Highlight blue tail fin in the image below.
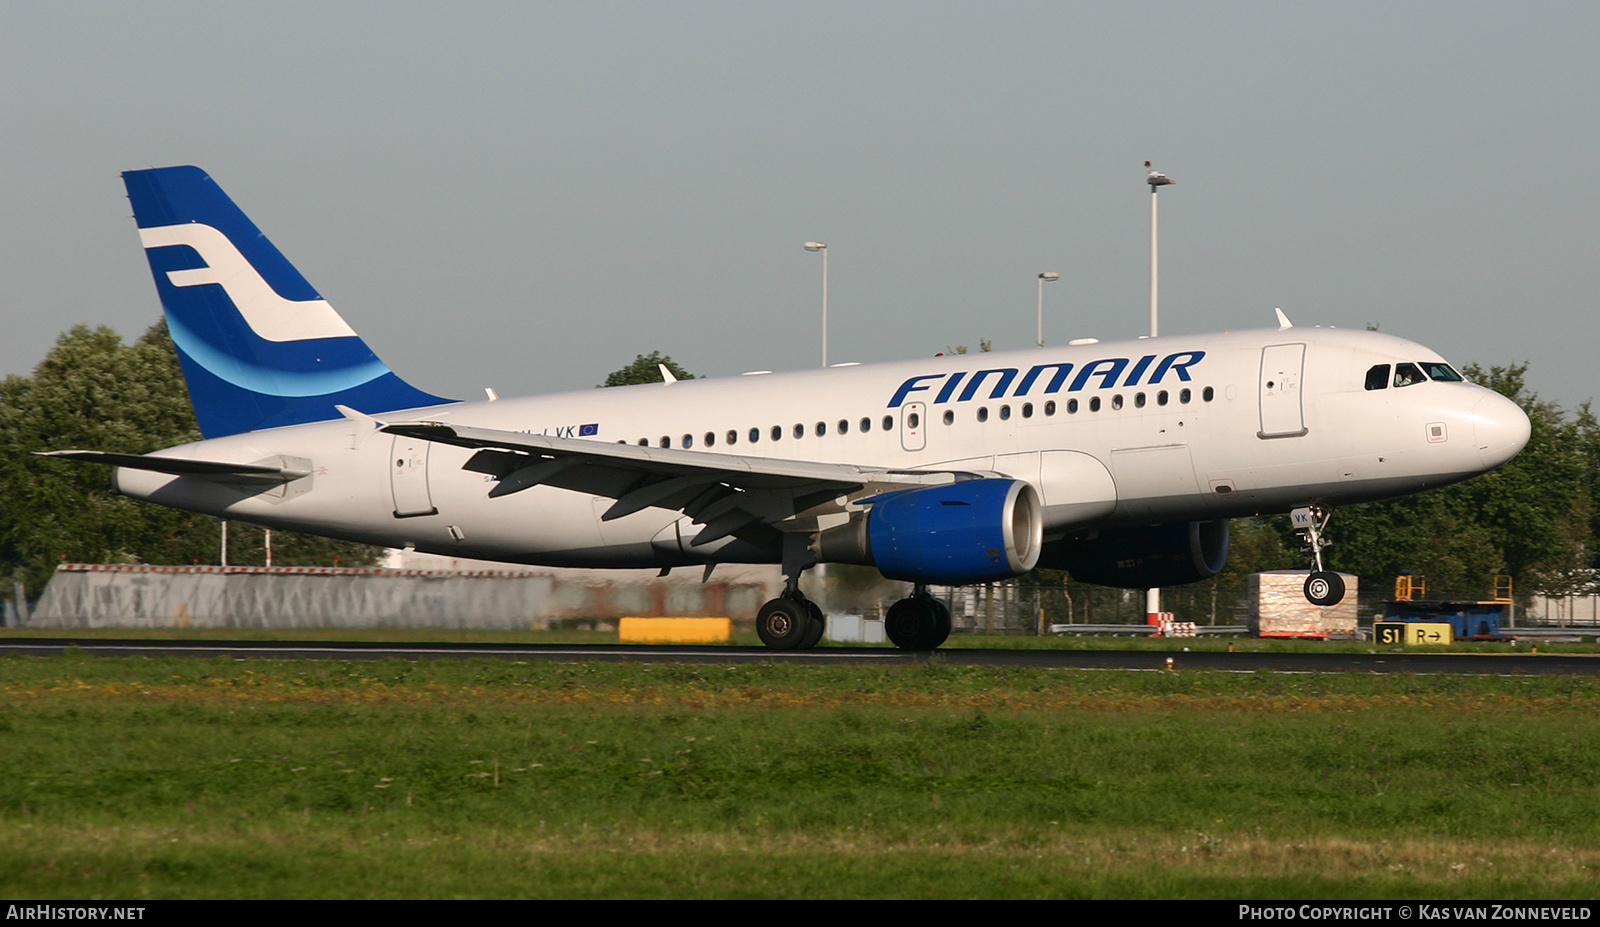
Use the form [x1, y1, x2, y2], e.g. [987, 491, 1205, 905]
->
[122, 166, 453, 438]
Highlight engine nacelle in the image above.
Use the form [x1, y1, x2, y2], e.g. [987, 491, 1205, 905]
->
[817, 479, 1043, 585]
[1038, 519, 1230, 588]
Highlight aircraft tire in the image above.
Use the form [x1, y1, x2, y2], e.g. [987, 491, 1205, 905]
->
[757, 597, 812, 650]
[798, 600, 827, 650]
[928, 597, 952, 649]
[1304, 571, 1345, 607]
[885, 594, 950, 651]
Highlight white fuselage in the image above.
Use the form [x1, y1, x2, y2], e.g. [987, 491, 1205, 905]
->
[113, 326, 1530, 571]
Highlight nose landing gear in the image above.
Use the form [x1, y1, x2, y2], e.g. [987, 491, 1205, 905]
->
[1293, 505, 1346, 606]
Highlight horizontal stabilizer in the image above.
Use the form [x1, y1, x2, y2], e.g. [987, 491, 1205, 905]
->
[38, 450, 311, 481]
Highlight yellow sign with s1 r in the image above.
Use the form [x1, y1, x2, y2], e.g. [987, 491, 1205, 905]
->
[1374, 622, 1454, 646]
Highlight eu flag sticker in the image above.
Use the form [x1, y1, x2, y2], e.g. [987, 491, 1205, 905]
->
[578, 423, 599, 437]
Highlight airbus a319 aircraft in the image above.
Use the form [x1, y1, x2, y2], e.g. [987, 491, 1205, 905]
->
[46, 166, 1532, 650]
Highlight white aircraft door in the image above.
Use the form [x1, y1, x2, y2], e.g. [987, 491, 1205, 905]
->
[1259, 343, 1308, 438]
[900, 402, 926, 452]
[390, 435, 437, 517]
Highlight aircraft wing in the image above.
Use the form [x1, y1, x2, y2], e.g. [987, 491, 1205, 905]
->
[380, 422, 973, 546]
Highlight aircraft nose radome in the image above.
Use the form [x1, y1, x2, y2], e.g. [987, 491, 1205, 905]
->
[1472, 391, 1531, 470]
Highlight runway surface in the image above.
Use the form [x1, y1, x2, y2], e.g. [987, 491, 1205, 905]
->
[4, 637, 1598, 675]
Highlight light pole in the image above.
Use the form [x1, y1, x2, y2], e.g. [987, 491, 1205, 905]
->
[1036, 272, 1059, 347]
[1146, 161, 1173, 339]
[805, 242, 828, 367]
[1145, 161, 1174, 625]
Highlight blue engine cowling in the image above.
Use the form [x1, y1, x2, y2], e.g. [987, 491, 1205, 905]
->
[838, 479, 1043, 585]
[1038, 520, 1230, 588]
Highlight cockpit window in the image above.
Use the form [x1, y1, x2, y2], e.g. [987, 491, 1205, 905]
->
[1365, 364, 1390, 390]
[1393, 363, 1426, 388]
[1420, 362, 1463, 382]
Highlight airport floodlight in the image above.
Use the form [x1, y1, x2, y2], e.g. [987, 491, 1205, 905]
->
[1037, 272, 1060, 347]
[1143, 160, 1175, 620]
[806, 242, 828, 365]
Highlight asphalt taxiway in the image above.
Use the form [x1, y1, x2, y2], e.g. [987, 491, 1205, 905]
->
[3, 638, 1597, 675]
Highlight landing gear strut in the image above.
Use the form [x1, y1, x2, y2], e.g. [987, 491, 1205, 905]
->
[1292, 505, 1345, 607]
[754, 534, 827, 651]
[885, 585, 952, 651]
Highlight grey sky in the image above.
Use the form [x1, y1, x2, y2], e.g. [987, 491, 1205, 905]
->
[4, 2, 1595, 412]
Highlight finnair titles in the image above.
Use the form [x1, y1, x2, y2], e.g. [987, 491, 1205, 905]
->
[887, 352, 1205, 408]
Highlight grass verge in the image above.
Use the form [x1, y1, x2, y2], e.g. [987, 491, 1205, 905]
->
[4, 656, 1599, 898]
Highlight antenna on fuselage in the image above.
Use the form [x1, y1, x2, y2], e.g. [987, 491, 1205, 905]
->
[1274, 307, 1294, 330]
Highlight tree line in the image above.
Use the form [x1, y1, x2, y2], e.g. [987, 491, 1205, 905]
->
[0, 322, 381, 598]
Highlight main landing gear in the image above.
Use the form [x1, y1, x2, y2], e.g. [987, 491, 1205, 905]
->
[755, 584, 953, 651]
[753, 536, 954, 651]
[755, 589, 826, 651]
[754, 534, 827, 651]
[1293, 505, 1346, 607]
[884, 585, 952, 651]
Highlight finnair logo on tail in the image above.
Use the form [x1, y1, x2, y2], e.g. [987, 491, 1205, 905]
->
[139, 224, 358, 343]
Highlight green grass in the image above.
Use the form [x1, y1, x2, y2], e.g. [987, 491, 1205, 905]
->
[4, 656, 1600, 898]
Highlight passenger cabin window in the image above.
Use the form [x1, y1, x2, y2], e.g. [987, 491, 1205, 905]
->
[1394, 363, 1425, 388]
[1365, 365, 1390, 390]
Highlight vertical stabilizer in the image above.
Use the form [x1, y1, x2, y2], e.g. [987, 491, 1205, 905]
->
[122, 166, 453, 437]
